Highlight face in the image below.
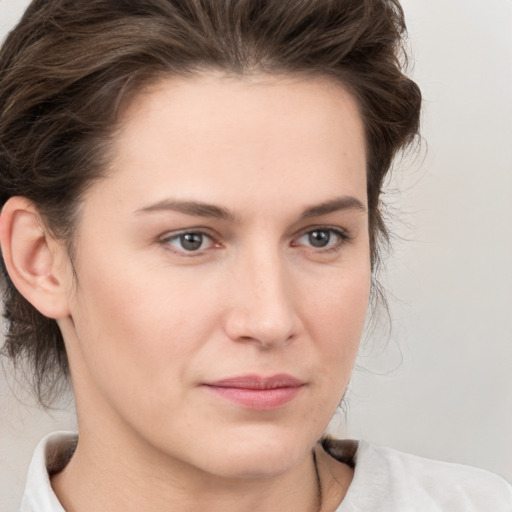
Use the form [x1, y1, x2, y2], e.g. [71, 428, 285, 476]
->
[58, 73, 370, 479]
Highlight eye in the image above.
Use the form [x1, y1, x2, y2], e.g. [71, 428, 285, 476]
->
[294, 228, 348, 250]
[162, 231, 216, 253]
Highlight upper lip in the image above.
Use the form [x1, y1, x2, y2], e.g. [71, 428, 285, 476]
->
[205, 374, 304, 389]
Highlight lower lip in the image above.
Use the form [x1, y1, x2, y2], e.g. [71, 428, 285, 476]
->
[204, 385, 303, 410]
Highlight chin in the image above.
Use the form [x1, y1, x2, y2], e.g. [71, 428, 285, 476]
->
[182, 424, 317, 479]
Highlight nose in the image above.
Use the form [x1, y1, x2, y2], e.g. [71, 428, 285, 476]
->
[223, 248, 299, 349]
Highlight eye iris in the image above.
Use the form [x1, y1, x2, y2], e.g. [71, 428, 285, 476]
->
[308, 230, 330, 247]
[180, 233, 203, 251]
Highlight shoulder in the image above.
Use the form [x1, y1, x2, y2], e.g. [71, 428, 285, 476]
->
[322, 438, 512, 512]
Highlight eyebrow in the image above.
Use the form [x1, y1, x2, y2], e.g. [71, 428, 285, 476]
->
[136, 195, 366, 221]
[136, 199, 236, 221]
[300, 196, 367, 218]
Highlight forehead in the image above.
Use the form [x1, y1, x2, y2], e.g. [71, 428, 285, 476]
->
[118, 72, 365, 147]
[97, 73, 367, 215]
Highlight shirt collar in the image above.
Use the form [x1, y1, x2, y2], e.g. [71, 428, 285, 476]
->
[19, 431, 77, 512]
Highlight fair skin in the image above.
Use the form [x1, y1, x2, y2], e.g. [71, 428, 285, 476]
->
[1, 74, 370, 511]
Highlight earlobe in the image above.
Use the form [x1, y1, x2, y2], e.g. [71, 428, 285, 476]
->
[0, 197, 71, 319]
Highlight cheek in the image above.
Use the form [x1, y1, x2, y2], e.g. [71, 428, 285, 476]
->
[304, 258, 370, 328]
[67, 252, 222, 403]
[301, 265, 370, 381]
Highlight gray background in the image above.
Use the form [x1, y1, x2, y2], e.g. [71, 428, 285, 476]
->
[1, 0, 511, 508]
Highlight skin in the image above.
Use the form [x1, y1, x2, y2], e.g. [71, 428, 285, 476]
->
[2, 74, 371, 511]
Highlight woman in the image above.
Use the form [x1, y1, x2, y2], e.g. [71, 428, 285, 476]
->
[0, 0, 510, 511]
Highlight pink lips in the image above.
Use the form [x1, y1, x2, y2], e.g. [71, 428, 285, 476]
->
[203, 374, 305, 410]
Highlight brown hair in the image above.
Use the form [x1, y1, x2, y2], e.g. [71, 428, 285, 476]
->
[0, 0, 421, 405]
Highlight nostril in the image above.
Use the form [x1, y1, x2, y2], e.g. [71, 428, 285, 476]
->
[258, 332, 295, 349]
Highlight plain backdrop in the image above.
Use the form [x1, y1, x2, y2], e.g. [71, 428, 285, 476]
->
[1, 0, 511, 508]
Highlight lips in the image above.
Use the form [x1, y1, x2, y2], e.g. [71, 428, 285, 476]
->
[203, 374, 305, 410]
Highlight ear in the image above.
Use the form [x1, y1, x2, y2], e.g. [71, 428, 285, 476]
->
[0, 197, 71, 319]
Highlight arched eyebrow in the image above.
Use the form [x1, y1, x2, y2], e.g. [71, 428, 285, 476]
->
[135, 196, 366, 221]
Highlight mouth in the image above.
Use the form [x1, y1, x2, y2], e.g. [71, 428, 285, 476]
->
[202, 374, 305, 410]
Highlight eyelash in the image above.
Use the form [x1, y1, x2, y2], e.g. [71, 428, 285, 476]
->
[159, 226, 350, 256]
[292, 226, 350, 253]
[159, 230, 220, 256]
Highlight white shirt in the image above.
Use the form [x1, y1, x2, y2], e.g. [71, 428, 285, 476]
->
[19, 431, 512, 511]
